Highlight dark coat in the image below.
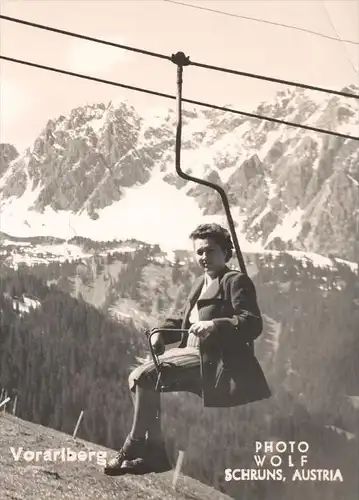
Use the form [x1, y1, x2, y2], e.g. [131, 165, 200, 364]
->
[160, 266, 271, 408]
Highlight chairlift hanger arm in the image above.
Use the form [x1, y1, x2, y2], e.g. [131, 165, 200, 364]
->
[171, 52, 247, 276]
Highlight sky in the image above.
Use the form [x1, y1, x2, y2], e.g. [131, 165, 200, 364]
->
[0, 0, 358, 153]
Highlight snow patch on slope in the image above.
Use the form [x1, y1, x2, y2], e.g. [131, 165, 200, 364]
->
[1, 164, 237, 252]
[251, 249, 358, 272]
[264, 207, 304, 246]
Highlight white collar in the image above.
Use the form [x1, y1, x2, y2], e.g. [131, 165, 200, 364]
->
[203, 272, 214, 289]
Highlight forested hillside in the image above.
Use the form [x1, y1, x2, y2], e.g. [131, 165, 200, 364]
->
[0, 249, 358, 499]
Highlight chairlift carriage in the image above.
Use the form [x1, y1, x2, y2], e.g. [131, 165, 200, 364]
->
[146, 52, 254, 394]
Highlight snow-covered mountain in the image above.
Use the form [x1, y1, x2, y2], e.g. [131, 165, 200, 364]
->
[0, 85, 358, 259]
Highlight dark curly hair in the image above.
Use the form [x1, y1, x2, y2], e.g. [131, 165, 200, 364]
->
[189, 223, 233, 262]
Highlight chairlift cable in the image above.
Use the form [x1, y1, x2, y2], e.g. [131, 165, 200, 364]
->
[1, 56, 358, 142]
[163, 0, 359, 46]
[1, 14, 358, 100]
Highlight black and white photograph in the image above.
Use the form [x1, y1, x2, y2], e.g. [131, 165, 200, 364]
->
[0, 1, 358, 499]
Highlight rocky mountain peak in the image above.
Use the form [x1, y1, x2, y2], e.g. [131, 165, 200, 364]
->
[0, 86, 358, 260]
[0, 143, 19, 176]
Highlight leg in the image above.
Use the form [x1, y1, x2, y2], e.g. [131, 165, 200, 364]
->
[104, 349, 201, 475]
[128, 348, 201, 440]
[104, 362, 168, 475]
[129, 385, 162, 442]
[128, 359, 164, 441]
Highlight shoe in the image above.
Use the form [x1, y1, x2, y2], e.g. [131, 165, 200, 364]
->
[104, 435, 147, 476]
[118, 451, 172, 475]
[105, 439, 172, 476]
[118, 457, 151, 475]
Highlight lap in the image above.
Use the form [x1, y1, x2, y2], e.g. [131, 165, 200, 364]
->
[129, 347, 201, 395]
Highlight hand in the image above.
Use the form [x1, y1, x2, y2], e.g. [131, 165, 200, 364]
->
[150, 331, 165, 355]
[188, 321, 215, 339]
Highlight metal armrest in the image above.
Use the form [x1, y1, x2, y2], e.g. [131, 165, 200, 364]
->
[145, 328, 188, 391]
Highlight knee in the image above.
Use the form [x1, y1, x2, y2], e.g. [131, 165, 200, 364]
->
[128, 367, 140, 390]
[128, 363, 156, 392]
[128, 365, 149, 391]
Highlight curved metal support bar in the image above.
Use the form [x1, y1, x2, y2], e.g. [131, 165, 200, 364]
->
[172, 53, 247, 276]
[171, 53, 253, 354]
[148, 328, 189, 335]
[147, 328, 188, 365]
[146, 328, 189, 391]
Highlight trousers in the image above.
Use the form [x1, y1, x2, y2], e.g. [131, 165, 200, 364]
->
[128, 347, 202, 395]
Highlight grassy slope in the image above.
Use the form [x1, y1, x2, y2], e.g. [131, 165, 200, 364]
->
[0, 413, 233, 500]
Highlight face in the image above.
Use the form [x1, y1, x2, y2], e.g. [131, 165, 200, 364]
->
[193, 237, 227, 277]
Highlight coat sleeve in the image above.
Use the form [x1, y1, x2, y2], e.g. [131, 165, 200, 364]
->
[211, 273, 263, 343]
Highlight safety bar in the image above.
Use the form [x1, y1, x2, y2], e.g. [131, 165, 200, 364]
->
[146, 328, 189, 391]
